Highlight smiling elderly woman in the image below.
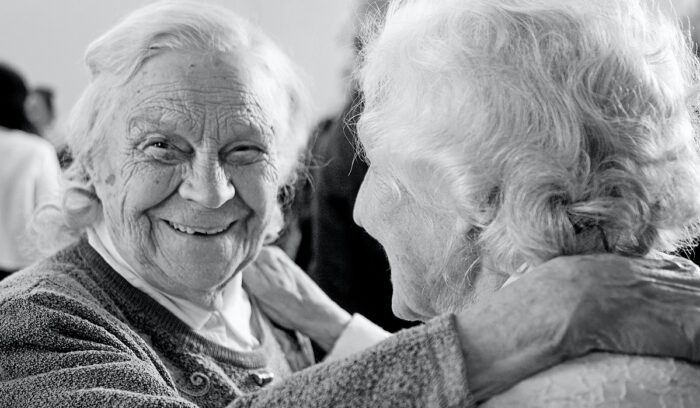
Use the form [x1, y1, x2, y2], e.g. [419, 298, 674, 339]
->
[0, 1, 319, 405]
[4, 1, 700, 407]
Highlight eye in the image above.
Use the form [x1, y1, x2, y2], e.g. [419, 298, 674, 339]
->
[143, 139, 177, 153]
[148, 141, 170, 149]
[140, 137, 186, 163]
[224, 144, 267, 164]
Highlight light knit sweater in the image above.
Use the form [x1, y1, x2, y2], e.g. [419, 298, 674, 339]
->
[0, 239, 472, 408]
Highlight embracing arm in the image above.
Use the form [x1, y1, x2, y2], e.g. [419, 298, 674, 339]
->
[457, 255, 700, 401]
[6, 253, 700, 408]
[0, 280, 471, 408]
[245, 248, 700, 405]
[228, 315, 471, 408]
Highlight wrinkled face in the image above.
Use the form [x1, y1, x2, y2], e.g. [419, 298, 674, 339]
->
[353, 163, 472, 321]
[354, 152, 510, 321]
[91, 50, 282, 306]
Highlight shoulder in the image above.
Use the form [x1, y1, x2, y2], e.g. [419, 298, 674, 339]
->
[0, 244, 125, 334]
[0, 129, 55, 151]
[0, 130, 58, 167]
[484, 352, 700, 407]
[0, 245, 165, 364]
[1, 247, 93, 302]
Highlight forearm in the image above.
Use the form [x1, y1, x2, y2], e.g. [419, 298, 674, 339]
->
[307, 305, 352, 352]
[324, 314, 392, 361]
[229, 315, 475, 408]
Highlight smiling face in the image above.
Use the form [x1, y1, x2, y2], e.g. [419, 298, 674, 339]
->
[90, 50, 283, 306]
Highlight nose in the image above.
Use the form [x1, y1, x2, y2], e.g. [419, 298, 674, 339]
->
[353, 173, 370, 228]
[179, 158, 236, 209]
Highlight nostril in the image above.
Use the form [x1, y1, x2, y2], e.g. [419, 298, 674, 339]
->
[178, 161, 236, 208]
[179, 178, 236, 209]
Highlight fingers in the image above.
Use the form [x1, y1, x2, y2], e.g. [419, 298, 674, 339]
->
[243, 255, 283, 298]
[244, 246, 309, 306]
[241, 264, 268, 297]
[512, 253, 700, 365]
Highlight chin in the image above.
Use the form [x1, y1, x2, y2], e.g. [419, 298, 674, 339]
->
[391, 295, 432, 322]
[152, 246, 242, 289]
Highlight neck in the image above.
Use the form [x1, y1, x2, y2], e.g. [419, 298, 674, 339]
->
[168, 273, 244, 310]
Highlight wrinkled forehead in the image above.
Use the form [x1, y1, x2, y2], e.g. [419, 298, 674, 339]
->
[113, 50, 286, 143]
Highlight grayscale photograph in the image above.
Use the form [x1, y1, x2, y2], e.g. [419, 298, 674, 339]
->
[1, 0, 700, 406]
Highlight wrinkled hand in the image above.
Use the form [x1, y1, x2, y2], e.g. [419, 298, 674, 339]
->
[243, 246, 352, 351]
[456, 254, 700, 402]
[560, 256, 700, 358]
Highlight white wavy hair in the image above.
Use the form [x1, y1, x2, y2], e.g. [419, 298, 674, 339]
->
[34, 0, 312, 253]
[358, 0, 700, 276]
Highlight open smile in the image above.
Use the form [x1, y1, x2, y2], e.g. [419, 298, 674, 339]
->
[163, 219, 235, 236]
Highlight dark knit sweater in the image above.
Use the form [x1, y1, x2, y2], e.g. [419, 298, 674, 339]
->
[0, 240, 472, 407]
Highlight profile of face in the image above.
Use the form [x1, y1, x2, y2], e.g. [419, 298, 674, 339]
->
[90, 50, 282, 305]
[354, 157, 503, 321]
[353, 165, 438, 321]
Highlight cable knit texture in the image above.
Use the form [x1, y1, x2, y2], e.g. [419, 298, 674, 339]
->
[0, 239, 472, 408]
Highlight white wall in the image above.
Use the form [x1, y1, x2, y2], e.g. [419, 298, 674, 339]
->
[0, 0, 356, 132]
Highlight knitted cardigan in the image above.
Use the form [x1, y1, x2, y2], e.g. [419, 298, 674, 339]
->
[0, 240, 472, 408]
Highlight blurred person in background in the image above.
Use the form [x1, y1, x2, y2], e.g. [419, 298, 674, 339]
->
[25, 86, 56, 138]
[306, 0, 415, 333]
[24, 86, 73, 168]
[0, 63, 61, 279]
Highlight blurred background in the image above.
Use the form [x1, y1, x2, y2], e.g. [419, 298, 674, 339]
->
[1, 0, 699, 139]
[0, 0, 357, 143]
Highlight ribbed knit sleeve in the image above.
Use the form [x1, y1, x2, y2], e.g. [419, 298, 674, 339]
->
[0, 242, 475, 407]
[229, 314, 475, 408]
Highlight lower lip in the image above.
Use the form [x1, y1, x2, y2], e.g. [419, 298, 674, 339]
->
[162, 220, 235, 238]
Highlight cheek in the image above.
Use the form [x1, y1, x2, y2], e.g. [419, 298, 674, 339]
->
[98, 163, 180, 244]
[355, 179, 391, 228]
[123, 165, 180, 212]
[231, 165, 278, 218]
[103, 160, 179, 220]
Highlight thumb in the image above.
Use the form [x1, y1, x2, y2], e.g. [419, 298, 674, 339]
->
[242, 260, 265, 296]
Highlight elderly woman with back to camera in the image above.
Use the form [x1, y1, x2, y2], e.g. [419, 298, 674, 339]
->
[2, 0, 700, 407]
[246, 0, 700, 406]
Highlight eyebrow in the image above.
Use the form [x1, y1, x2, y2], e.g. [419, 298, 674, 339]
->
[127, 105, 276, 145]
[127, 109, 196, 134]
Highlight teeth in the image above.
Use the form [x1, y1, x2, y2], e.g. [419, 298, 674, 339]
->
[167, 221, 229, 235]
